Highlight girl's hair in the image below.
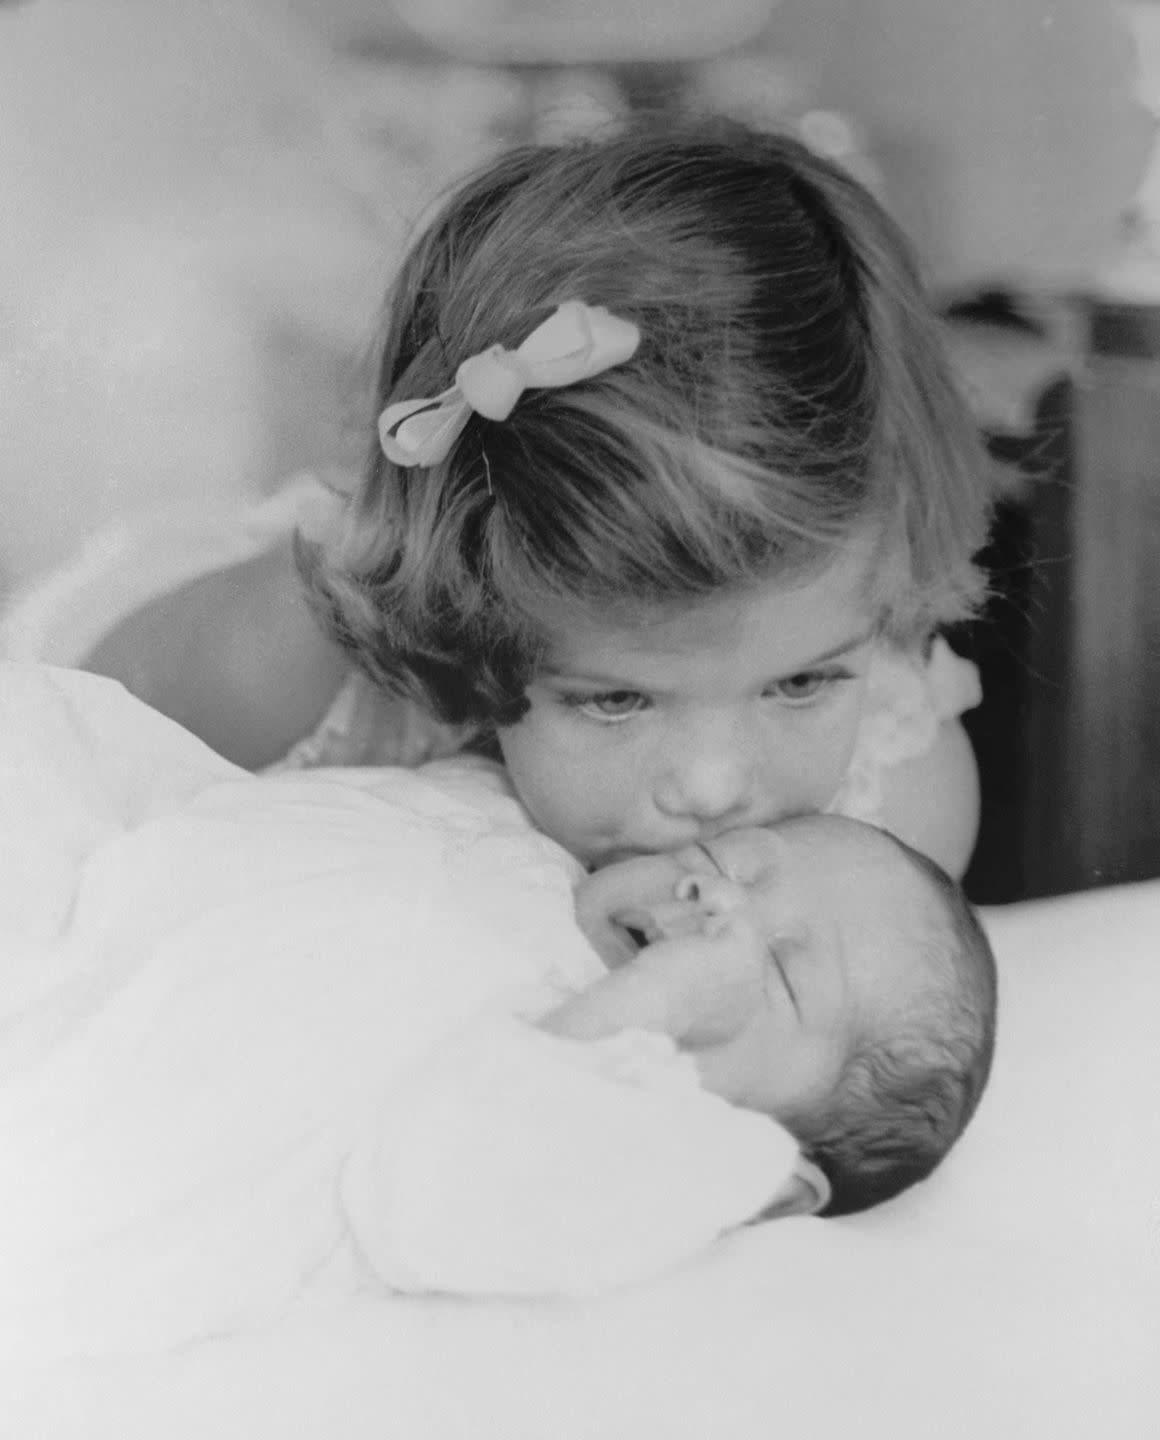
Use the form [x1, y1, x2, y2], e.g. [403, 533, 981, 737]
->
[300, 117, 993, 728]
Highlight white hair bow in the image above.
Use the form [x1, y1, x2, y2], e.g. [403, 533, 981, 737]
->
[378, 300, 640, 468]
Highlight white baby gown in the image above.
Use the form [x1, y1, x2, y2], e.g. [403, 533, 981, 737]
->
[0, 663, 799, 1366]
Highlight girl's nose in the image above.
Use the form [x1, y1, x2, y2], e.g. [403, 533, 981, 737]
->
[653, 715, 758, 826]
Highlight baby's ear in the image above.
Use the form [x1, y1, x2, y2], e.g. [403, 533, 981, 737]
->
[751, 1157, 831, 1221]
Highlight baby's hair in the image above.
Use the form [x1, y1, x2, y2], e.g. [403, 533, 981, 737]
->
[796, 843, 997, 1216]
[301, 116, 994, 728]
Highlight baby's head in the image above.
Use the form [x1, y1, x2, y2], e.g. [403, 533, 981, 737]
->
[576, 814, 997, 1216]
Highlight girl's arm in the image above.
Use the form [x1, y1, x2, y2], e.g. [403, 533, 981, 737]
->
[876, 717, 981, 880]
[82, 542, 349, 770]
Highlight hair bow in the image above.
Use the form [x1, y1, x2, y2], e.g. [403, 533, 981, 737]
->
[378, 300, 640, 468]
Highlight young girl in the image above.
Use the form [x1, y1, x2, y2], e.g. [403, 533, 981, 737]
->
[292, 117, 992, 877]
[29, 118, 992, 877]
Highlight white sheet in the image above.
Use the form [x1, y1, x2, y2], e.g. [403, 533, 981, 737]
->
[4, 666, 1158, 1437]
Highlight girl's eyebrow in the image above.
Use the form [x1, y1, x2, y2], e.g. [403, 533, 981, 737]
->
[539, 628, 875, 685]
[538, 668, 639, 685]
[788, 627, 876, 669]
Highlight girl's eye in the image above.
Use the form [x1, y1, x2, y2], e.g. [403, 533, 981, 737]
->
[563, 690, 650, 723]
[769, 668, 848, 704]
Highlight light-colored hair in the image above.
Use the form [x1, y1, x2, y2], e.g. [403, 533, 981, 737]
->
[794, 842, 998, 1216]
[300, 117, 994, 727]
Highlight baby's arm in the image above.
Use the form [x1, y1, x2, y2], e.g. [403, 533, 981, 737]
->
[342, 1006, 800, 1298]
[878, 718, 980, 879]
[344, 851, 811, 1296]
[542, 915, 763, 1061]
[546, 878, 774, 1109]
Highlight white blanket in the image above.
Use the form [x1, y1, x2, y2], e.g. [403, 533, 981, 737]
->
[0, 665, 794, 1366]
[3, 665, 1158, 1437]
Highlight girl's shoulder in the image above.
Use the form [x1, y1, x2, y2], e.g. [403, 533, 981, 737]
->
[862, 635, 982, 763]
[828, 636, 982, 829]
[2, 474, 354, 770]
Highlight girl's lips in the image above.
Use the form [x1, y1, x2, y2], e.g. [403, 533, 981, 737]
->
[597, 837, 721, 870]
[594, 848, 661, 869]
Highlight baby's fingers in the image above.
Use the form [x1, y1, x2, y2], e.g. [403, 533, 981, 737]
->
[542, 919, 766, 1048]
[619, 898, 706, 943]
[540, 956, 681, 1043]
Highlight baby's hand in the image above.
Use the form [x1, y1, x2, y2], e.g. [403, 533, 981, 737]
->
[544, 879, 771, 1093]
[574, 853, 695, 967]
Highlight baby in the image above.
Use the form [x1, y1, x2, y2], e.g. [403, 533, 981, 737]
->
[550, 813, 998, 1217]
[2, 664, 995, 1357]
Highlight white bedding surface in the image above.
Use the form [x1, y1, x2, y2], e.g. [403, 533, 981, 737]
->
[4, 666, 1159, 1438]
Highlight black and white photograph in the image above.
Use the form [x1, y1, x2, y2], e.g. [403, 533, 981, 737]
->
[1, 1, 1156, 1434]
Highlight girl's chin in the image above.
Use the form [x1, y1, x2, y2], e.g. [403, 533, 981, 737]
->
[587, 839, 694, 870]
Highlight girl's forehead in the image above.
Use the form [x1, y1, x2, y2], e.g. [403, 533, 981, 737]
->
[541, 552, 879, 678]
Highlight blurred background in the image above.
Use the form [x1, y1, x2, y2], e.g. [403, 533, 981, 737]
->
[2, 0, 1158, 901]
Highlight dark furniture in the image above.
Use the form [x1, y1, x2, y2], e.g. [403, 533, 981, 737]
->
[955, 301, 1160, 903]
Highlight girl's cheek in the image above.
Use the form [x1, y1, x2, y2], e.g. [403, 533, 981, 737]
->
[766, 700, 863, 804]
[819, 677, 869, 760]
[495, 722, 616, 847]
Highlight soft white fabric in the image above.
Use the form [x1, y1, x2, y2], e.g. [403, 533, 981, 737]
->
[0, 664, 797, 1367]
[10, 864, 1160, 1439]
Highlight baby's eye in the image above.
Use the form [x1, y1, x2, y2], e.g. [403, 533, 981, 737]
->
[562, 689, 650, 723]
[768, 668, 849, 705]
[766, 943, 802, 1018]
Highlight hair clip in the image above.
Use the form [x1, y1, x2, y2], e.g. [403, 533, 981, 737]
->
[378, 300, 640, 468]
